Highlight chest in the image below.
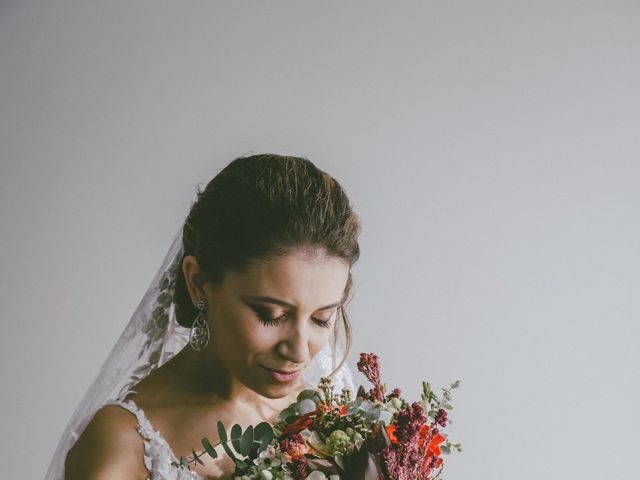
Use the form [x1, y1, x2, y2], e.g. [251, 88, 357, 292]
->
[144, 405, 276, 480]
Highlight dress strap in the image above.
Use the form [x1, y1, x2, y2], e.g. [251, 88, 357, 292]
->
[105, 398, 155, 441]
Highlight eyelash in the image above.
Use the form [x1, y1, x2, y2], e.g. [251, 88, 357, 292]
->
[256, 311, 333, 329]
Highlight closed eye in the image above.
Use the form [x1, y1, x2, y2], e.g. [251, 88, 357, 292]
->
[254, 309, 334, 329]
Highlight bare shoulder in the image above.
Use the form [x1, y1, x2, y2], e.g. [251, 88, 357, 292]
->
[64, 404, 147, 480]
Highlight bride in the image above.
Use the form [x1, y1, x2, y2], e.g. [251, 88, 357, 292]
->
[47, 154, 362, 480]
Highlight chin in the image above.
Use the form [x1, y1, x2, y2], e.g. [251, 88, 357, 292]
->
[256, 379, 304, 400]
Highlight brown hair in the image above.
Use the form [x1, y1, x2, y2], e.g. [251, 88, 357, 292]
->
[173, 154, 362, 378]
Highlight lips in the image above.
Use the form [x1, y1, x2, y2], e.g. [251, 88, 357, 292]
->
[261, 365, 301, 374]
[261, 364, 303, 382]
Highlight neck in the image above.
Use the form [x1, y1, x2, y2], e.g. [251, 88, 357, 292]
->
[166, 344, 304, 416]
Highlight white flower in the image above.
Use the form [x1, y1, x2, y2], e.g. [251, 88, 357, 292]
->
[254, 445, 280, 467]
[259, 469, 273, 480]
[260, 445, 277, 459]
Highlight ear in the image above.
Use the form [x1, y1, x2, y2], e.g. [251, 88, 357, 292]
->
[181, 255, 208, 305]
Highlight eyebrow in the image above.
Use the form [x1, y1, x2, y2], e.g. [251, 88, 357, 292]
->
[241, 294, 342, 311]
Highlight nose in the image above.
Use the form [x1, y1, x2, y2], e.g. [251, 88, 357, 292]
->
[276, 318, 312, 365]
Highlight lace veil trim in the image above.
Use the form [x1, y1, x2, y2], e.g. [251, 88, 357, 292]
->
[44, 224, 355, 479]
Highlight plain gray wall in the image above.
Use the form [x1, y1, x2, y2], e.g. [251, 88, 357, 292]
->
[1, 1, 639, 478]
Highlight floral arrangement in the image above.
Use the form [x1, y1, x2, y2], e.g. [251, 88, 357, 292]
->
[173, 353, 461, 479]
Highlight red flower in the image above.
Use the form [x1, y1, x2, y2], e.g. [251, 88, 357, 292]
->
[281, 411, 316, 437]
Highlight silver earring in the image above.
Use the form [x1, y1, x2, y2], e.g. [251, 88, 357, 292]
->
[189, 298, 210, 351]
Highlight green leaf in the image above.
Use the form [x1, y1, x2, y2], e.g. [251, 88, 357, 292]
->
[440, 445, 451, 455]
[296, 398, 317, 415]
[443, 402, 453, 410]
[201, 437, 218, 459]
[239, 425, 254, 456]
[217, 420, 227, 443]
[221, 440, 238, 462]
[297, 389, 321, 402]
[216, 423, 237, 462]
[193, 449, 205, 465]
[231, 424, 242, 454]
[254, 422, 274, 450]
[248, 442, 259, 459]
[234, 458, 248, 470]
[378, 410, 393, 425]
[277, 406, 297, 423]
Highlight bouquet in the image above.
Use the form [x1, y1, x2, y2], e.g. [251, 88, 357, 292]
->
[173, 353, 462, 479]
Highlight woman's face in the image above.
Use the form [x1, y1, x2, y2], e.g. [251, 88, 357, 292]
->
[193, 250, 350, 399]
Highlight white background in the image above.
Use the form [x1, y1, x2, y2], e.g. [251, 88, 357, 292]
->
[1, 1, 639, 478]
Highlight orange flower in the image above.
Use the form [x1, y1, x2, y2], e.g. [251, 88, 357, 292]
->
[285, 441, 309, 459]
[387, 423, 445, 470]
[427, 433, 445, 457]
[417, 424, 429, 448]
[316, 402, 348, 416]
[386, 424, 399, 445]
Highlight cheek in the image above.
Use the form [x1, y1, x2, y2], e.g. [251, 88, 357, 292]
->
[214, 309, 276, 355]
[309, 329, 334, 356]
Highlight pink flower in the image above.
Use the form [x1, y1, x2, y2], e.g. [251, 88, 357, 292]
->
[357, 353, 385, 402]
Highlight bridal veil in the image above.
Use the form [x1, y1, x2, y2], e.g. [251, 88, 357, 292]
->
[44, 222, 356, 479]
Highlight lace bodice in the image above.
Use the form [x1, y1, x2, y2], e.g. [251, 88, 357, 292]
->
[106, 398, 204, 480]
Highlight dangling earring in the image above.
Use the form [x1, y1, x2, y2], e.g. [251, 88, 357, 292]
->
[189, 298, 210, 351]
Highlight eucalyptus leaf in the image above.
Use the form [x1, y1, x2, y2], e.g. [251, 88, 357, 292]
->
[297, 389, 320, 402]
[254, 422, 274, 450]
[248, 442, 259, 459]
[216, 420, 227, 443]
[378, 410, 393, 425]
[239, 425, 254, 456]
[201, 437, 217, 459]
[193, 449, 204, 465]
[359, 400, 374, 412]
[221, 440, 238, 462]
[296, 398, 317, 415]
[233, 458, 248, 470]
[347, 404, 360, 415]
[277, 406, 297, 423]
[230, 424, 242, 454]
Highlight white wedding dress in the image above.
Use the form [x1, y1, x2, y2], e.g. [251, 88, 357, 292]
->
[105, 396, 204, 480]
[45, 225, 356, 480]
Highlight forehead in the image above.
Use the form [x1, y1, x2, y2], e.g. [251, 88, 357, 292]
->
[224, 251, 350, 307]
